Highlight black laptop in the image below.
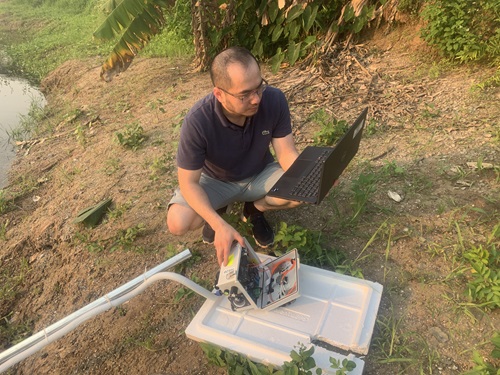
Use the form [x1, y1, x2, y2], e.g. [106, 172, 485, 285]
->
[268, 108, 368, 204]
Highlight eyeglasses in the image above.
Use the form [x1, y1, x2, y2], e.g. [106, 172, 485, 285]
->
[218, 78, 268, 102]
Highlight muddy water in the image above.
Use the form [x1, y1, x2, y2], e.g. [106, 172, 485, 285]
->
[0, 75, 46, 188]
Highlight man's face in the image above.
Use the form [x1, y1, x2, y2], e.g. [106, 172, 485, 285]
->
[215, 61, 265, 118]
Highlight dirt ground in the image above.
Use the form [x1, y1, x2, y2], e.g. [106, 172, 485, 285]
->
[1, 24, 499, 374]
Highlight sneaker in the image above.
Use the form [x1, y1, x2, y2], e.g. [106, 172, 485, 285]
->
[202, 206, 228, 244]
[242, 205, 274, 248]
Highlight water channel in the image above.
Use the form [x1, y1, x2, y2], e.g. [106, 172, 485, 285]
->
[0, 75, 46, 189]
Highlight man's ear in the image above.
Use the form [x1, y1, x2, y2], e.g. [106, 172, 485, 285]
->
[213, 87, 223, 101]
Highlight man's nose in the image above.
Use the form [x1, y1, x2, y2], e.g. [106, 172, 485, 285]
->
[248, 91, 261, 104]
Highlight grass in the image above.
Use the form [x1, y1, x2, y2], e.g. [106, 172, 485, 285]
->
[0, 1, 109, 83]
[146, 153, 174, 182]
[0, 0, 194, 84]
[0, 190, 8, 215]
[0, 175, 40, 215]
[6, 99, 47, 142]
[373, 309, 441, 374]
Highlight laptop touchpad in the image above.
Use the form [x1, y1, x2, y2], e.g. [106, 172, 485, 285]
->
[285, 159, 312, 178]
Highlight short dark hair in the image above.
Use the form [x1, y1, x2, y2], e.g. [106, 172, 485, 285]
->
[210, 46, 260, 89]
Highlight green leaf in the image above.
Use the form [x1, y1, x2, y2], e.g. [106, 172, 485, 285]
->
[303, 35, 317, 47]
[252, 39, 264, 57]
[285, 5, 304, 22]
[95, 0, 168, 81]
[237, 0, 254, 23]
[270, 48, 285, 73]
[287, 42, 301, 66]
[288, 20, 300, 40]
[290, 349, 302, 362]
[253, 24, 262, 40]
[248, 359, 262, 375]
[285, 365, 300, 375]
[345, 360, 357, 371]
[303, 356, 316, 370]
[94, 0, 167, 40]
[268, 1, 280, 23]
[303, 5, 318, 32]
[353, 18, 364, 33]
[272, 25, 284, 42]
[302, 345, 315, 357]
[344, 6, 355, 22]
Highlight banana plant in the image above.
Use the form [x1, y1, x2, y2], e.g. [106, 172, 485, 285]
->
[93, 0, 169, 82]
[94, 0, 378, 82]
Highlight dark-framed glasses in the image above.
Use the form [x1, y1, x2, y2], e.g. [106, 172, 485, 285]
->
[218, 78, 268, 102]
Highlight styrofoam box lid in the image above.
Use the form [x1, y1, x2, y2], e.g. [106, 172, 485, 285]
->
[186, 254, 383, 374]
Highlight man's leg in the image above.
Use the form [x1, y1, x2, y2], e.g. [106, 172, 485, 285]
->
[166, 174, 242, 238]
[236, 162, 302, 247]
[167, 203, 204, 236]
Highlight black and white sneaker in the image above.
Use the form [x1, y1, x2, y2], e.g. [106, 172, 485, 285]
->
[242, 203, 274, 248]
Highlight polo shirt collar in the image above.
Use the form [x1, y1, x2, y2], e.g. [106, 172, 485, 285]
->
[213, 95, 251, 131]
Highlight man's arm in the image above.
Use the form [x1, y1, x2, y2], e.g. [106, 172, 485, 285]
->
[271, 133, 299, 171]
[177, 167, 244, 265]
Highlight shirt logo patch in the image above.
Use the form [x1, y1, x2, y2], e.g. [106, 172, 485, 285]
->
[262, 130, 270, 136]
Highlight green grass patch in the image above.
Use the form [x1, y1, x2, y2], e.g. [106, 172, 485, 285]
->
[0, 0, 194, 83]
[0, 1, 110, 82]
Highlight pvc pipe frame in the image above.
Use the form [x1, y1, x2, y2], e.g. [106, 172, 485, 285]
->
[0, 249, 217, 373]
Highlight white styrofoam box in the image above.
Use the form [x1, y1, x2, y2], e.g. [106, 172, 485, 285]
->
[186, 253, 383, 374]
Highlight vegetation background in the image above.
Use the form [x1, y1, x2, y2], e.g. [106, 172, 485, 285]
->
[0, 0, 499, 374]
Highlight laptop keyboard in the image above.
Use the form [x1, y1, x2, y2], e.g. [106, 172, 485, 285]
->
[289, 150, 329, 198]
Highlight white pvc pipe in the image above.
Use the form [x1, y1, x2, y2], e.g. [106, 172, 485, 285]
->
[0, 249, 217, 373]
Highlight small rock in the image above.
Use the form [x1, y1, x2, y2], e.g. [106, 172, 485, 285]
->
[388, 190, 403, 202]
[430, 326, 449, 343]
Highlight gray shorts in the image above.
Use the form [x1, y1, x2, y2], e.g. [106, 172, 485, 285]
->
[168, 162, 284, 210]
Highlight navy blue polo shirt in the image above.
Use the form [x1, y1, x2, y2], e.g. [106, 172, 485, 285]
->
[176, 86, 292, 182]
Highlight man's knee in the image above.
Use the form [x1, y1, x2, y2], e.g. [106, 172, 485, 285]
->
[166, 204, 202, 236]
[167, 218, 189, 236]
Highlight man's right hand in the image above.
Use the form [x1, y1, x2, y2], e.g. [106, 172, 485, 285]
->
[213, 221, 245, 266]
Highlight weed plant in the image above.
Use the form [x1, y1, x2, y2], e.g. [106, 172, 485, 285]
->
[272, 221, 343, 269]
[0, 314, 33, 350]
[115, 122, 147, 151]
[174, 274, 212, 303]
[74, 223, 147, 253]
[421, 0, 500, 64]
[349, 172, 377, 223]
[201, 342, 357, 375]
[462, 332, 500, 375]
[309, 109, 349, 146]
[462, 224, 500, 310]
